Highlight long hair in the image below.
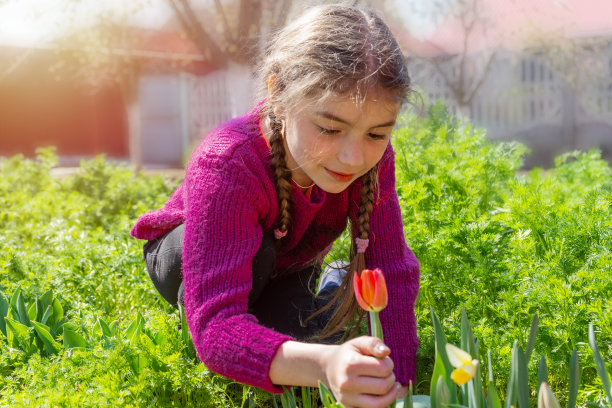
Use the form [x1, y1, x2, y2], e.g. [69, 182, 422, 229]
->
[257, 4, 412, 338]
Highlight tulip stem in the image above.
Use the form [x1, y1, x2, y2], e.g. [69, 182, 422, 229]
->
[369, 311, 384, 342]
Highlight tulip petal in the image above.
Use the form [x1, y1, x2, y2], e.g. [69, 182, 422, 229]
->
[363, 270, 375, 306]
[446, 343, 473, 368]
[371, 269, 388, 311]
[353, 271, 371, 311]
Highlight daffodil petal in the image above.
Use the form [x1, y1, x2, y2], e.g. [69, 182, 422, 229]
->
[451, 368, 472, 386]
[445, 343, 473, 368]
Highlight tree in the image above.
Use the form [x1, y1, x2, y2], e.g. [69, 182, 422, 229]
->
[428, 0, 496, 116]
[167, 0, 293, 67]
[384, 0, 496, 117]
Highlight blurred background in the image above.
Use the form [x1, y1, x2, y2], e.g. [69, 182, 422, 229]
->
[0, 0, 610, 169]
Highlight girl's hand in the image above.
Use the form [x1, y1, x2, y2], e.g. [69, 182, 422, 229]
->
[322, 336, 400, 408]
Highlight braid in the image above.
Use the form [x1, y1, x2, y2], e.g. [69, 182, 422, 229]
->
[307, 166, 379, 341]
[357, 166, 377, 240]
[268, 115, 293, 239]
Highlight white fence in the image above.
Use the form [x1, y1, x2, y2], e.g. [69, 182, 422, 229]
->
[409, 45, 612, 166]
[138, 64, 255, 166]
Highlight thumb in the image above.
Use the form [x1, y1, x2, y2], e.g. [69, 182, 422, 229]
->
[351, 336, 391, 358]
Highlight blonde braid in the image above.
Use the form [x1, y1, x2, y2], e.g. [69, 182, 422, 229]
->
[268, 116, 293, 239]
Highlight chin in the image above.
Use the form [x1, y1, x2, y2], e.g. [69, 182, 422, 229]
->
[317, 181, 352, 194]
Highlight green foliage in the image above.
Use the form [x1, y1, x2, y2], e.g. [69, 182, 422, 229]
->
[390, 103, 612, 405]
[2, 100, 611, 407]
[0, 150, 273, 407]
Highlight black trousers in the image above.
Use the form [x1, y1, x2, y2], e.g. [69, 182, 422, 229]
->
[143, 225, 339, 341]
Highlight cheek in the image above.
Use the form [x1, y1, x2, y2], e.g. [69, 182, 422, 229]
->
[289, 126, 328, 163]
[367, 142, 390, 166]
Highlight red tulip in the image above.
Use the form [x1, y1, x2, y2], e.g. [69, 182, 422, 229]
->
[353, 268, 388, 312]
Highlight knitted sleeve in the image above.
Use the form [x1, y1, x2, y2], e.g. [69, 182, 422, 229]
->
[352, 145, 420, 386]
[181, 143, 293, 394]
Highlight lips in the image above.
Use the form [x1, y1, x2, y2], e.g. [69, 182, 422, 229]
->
[325, 168, 355, 182]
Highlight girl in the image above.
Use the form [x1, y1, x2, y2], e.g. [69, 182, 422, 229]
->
[131, 4, 420, 408]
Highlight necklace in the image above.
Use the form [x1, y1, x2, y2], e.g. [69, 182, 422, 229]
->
[292, 178, 315, 189]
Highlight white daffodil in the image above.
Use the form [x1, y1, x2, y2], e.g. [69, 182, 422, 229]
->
[445, 343, 479, 386]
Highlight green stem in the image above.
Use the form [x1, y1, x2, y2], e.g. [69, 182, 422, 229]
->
[369, 311, 384, 342]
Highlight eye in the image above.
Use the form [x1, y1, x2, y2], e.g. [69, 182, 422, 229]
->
[317, 126, 340, 135]
[368, 132, 387, 140]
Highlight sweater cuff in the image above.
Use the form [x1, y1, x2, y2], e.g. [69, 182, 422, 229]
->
[199, 317, 294, 394]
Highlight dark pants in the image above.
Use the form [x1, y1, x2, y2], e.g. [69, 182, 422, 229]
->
[143, 225, 339, 341]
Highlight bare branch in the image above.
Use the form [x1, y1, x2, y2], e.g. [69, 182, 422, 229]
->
[465, 51, 496, 103]
[169, 0, 228, 65]
[214, 0, 235, 44]
[273, 0, 292, 30]
[431, 57, 462, 101]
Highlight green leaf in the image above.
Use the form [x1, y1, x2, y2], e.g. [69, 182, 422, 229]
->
[404, 381, 414, 408]
[567, 350, 579, 408]
[152, 332, 167, 347]
[525, 313, 539, 364]
[126, 351, 150, 376]
[516, 347, 529, 408]
[588, 324, 612, 407]
[16, 291, 30, 327]
[436, 375, 451, 408]
[97, 317, 112, 338]
[538, 355, 549, 393]
[124, 313, 145, 344]
[505, 342, 519, 408]
[430, 359, 446, 408]
[50, 317, 67, 338]
[430, 307, 455, 401]
[63, 327, 90, 349]
[301, 386, 312, 408]
[0, 291, 9, 337]
[40, 305, 52, 326]
[9, 286, 21, 312]
[460, 307, 471, 354]
[5, 317, 33, 352]
[96, 317, 113, 348]
[27, 300, 37, 322]
[318, 381, 340, 408]
[48, 297, 64, 329]
[31, 321, 60, 355]
[39, 290, 53, 310]
[487, 381, 502, 408]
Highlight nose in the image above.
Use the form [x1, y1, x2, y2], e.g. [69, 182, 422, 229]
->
[337, 136, 365, 168]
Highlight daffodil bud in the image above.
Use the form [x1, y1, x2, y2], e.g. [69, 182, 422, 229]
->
[538, 382, 561, 408]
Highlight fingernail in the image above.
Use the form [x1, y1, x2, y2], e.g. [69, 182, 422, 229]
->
[376, 344, 390, 353]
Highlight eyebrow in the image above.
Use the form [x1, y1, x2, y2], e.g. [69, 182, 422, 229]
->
[314, 111, 396, 128]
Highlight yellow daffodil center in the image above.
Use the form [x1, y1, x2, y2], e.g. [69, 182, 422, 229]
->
[445, 344, 479, 385]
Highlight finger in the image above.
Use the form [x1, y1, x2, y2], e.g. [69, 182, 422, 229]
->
[350, 336, 391, 358]
[349, 373, 397, 396]
[347, 382, 400, 408]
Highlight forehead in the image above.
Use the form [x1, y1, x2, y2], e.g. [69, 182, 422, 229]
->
[300, 90, 400, 123]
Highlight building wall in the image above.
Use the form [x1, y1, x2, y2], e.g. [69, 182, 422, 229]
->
[0, 54, 129, 163]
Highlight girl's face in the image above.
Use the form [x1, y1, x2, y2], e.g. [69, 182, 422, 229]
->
[282, 93, 400, 194]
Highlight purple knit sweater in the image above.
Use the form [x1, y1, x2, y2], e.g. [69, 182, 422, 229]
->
[130, 104, 420, 393]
